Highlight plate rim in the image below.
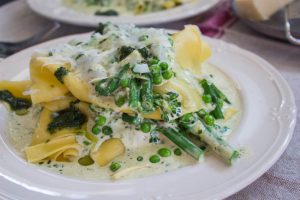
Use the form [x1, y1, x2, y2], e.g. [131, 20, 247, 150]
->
[26, 0, 221, 26]
[0, 32, 297, 200]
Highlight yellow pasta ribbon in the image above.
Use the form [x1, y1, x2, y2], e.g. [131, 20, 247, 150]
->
[25, 135, 81, 163]
[0, 80, 31, 100]
[30, 57, 69, 104]
[173, 25, 212, 76]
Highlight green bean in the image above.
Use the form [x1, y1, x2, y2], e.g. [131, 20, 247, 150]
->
[129, 79, 140, 109]
[95, 64, 130, 96]
[156, 127, 204, 161]
[121, 113, 141, 125]
[210, 104, 224, 119]
[211, 84, 231, 104]
[140, 76, 154, 112]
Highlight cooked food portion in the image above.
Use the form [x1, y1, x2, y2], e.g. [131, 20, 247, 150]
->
[235, 0, 295, 21]
[63, 0, 194, 16]
[1, 23, 241, 180]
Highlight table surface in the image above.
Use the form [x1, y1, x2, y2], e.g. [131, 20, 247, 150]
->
[0, 0, 299, 199]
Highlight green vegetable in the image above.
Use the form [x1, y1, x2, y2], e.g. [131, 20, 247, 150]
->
[210, 104, 224, 119]
[211, 84, 231, 104]
[197, 109, 207, 118]
[0, 90, 32, 111]
[140, 76, 154, 112]
[149, 58, 159, 65]
[120, 78, 130, 88]
[15, 109, 29, 116]
[84, 131, 99, 143]
[202, 94, 212, 103]
[110, 162, 121, 172]
[102, 126, 113, 135]
[204, 114, 215, 126]
[149, 155, 160, 163]
[158, 148, 172, 157]
[47, 106, 87, 133]
[159, 62, 169, 70]
[152, 74, 163, 85]
[156, 127, 204, 160]
[199, 126, 240, 165]
[96, 115, 106, 126]
[150, 65, 161, 74]
[185, 116, 240, 165]
[78, 155, 94, 166]
[140, 122, 151, 133]
[54, 67, 69, 84]
[114, 93, 126, 107]
[137, 156, 143, 161]
[95, 10, 119, 16]
[162, 70, 173, 80]
[129, 79, 140, 109]
[174, 148, 182, 156]
[200, 79, 218, 103]
[118, 46, 135, 61]
[95, 64, 130, 96]
[92, 125, 101, 135]
[138, 47, 151, 59]
[122, 113, 141, 125]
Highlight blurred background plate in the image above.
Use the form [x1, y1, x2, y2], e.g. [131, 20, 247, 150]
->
[232, 0, 300, 41]
[26, 0, 221, 27]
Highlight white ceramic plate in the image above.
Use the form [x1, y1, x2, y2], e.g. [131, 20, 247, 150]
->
[26, 0, 220, 26]
[0, 33, 297, 200]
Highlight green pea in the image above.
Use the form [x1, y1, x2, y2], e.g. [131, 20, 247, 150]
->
[151, 65, 161, 74]
[153, 74, 163, 85]
[115, 95, 126, 107]
[15, 109, 29, 116]
[181, 113, 194, 123]
[110, 162, 121, 172]
[92, 125, 101, 135]
[149, 58, 159, 65]
[174, 148, 182, 156]
[78, 155, 94, 166]
[202, 94, 212, 103]
[96, 115, 106, 126]
[137, 156, 143, 161]
[162, 70, 173, 80]
[158, 148, 172, 157]
[149, 155, 160, 163]
[102, 126, 113, 135]
[120, 78, 130, 88]
[197, 109, 207, 118]
[159, 62, 169, 70]
[140, 122, 151, 133]
[204, 114, 215, 126]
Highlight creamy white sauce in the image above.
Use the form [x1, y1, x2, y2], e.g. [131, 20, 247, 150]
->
[6, 64, 241, 180]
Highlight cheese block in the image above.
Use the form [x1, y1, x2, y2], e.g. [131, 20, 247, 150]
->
[235, 0, 295, 21]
